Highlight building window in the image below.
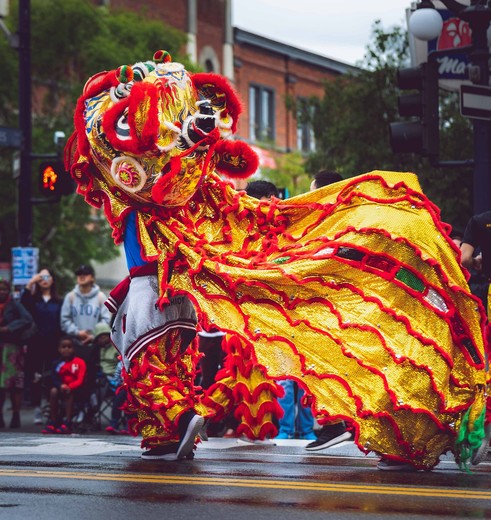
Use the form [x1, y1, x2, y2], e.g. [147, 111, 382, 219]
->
[296, 97, 316, 153]
[249, 85, 275, 143]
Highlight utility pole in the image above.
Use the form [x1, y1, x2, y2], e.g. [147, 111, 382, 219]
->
[18, 0, 31, 246]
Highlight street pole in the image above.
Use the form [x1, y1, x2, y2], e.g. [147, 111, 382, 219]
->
[438, 0, 491, 214]
[462, 4, 491, 214]
[18, 0, 31, 246]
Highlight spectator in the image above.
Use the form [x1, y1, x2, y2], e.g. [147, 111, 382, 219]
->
[42, 335, 87, 434]
[310, 170, 342, 191]
[461, 211, 491, 315]
[21, 267, 62, 424]
[450, 227, 489, 310]
[245, 180, 279, 201]
[0, 278, 35, 429]
[60, 264, 111, 347]
[276, 380, 316, 440]
[60, 264, 110, 425]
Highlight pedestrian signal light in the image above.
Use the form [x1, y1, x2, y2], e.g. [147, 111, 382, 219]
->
[41, 164, 58, 191]
[38, 161, 74, 198]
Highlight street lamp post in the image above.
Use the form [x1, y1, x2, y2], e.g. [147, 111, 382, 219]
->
[18, 0, 32, 246]
[410, 0, 491, 214]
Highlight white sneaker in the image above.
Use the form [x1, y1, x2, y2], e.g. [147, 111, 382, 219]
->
[33, 407, 43, 425]
[237, 437, 276, 446]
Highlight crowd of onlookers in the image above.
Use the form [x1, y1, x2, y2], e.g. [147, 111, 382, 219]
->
[0, 263, 126, 435]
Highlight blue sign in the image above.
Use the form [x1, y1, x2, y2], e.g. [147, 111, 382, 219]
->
[0, 126, 22, 148]
[11, 247, 39, 286]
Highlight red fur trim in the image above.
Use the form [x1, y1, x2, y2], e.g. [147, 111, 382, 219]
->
[236, 422, 278, 441]
[128, 82, 160, 150]
[214, 140, 259, 179]
[191, 73, 242, 133]
[72, 70, 118, 158]
[235, 400, 284, 425]
[102, 83, 159, 154]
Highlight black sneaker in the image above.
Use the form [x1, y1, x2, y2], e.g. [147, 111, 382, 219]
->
[305, 423, 353, 451]
[177, 411, 205, 460]
[377, 458, 416, 472]
[141, 443, 180, 461]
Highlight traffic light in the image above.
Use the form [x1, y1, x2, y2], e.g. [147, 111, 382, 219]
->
[389, 61, 439, 157]
[38, 161, 74, 198]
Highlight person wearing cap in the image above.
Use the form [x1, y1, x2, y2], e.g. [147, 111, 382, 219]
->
[60, 264, 111, 347]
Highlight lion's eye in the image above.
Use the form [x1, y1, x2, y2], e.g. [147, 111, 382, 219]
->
[116, 112, 130, 140]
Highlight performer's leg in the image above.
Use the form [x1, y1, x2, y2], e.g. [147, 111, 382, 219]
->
[123, 329, 203, 456]
[276, 380, 295, 439]
[296, 387, 315, 440]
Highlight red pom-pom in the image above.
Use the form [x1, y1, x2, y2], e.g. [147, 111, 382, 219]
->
[214, 140, 259, 179]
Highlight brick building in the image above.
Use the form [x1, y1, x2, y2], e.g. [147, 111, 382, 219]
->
[97, 0, 357, 156]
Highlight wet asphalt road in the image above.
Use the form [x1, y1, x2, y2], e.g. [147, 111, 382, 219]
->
[0, 431, 490, 520]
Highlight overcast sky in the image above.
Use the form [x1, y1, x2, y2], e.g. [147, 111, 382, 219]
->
[232, 0, 413, 66]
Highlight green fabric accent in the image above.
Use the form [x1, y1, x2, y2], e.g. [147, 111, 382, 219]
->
[272, 257, 290, 264]
[395, 268, 425, 293]
[455, 408, 486, 473]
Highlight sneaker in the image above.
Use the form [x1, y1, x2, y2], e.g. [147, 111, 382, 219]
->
[33, 407, 43, 425]
[41, 423, 59, 434]
[105, 425, 119, 435]
[377, 458, 416, 472]
[237, 437, 276, 446]
[300, 432, 317, 441]
[222, 428, 237, 438]
[59, 423, 72, 434]
[471, 423, 491, 465]
[141, 443, 179, 461]
[305, 423, 353, 451]
[176, 411, 205, 460]
[275, 433, 292, 440]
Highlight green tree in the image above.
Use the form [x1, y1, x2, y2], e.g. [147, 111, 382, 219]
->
[0, 0, 190, 289]
[261, 151, 311, 197]
[303, 21, 474, 228]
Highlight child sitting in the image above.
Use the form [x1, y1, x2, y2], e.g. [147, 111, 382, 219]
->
[42, 336, 87, 434]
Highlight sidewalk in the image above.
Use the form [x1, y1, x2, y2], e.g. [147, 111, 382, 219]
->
[1, 404, 113, 435]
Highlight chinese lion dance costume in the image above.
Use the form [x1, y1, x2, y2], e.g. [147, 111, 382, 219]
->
[65, 51, 488, 470]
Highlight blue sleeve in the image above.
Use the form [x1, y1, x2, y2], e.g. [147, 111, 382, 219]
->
[123, 211, 147, 269]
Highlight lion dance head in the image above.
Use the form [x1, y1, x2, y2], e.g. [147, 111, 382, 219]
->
[65, 50, 258, 238]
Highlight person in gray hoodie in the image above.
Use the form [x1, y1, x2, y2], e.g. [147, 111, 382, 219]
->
[60, 264, 111, 346]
